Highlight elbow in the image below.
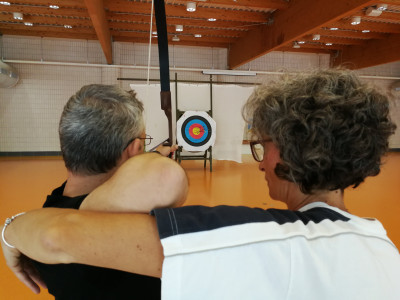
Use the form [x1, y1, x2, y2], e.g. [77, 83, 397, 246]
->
[153, 156, 189, 208]
[39, 213, 79, 264]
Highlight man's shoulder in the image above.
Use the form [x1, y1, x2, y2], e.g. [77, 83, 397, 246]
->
[43, 182, 87, 209]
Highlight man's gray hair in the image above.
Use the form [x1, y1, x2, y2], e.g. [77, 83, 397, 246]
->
[59, 84, 145, 175]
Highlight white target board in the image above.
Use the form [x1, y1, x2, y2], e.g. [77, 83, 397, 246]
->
[177, 111, 216, 151]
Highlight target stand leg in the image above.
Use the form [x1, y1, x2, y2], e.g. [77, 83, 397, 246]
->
[202, 147, 212, 172]
[209, 147, 212, 172]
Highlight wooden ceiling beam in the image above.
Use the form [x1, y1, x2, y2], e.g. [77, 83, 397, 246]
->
[300, 36, 366, 46]
[114, 36, 228, 48]
[105, 1, 269, 23]
[167, 0, 289, 10]
[275, 47, 335, 54]
[328, 20, 400, 34]
[0, 4, 89, 17]
[332, 33, 400, 69]
[0, 14, 92, 27]
[284, 43, 345, 51]
[10, 0, 85, 7]
[111, 30, 236, 44]
[108, 22, 245, 38]
[107, 12, 255, 31]
[228, 0, 377, 69]
[361, 11, 400, 23]
[84, 0, 113, 64]
[314, 28, 388, 40]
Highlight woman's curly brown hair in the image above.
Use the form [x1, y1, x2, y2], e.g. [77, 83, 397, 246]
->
[243, 69, 396, 194]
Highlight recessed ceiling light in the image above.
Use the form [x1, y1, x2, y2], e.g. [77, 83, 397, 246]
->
[0, 2, 11, 5]
[351, 16, 361, 25]
[187, 2, 196, 12]
[49, 5, 59, 9]
[24, 22, 33, 26]
[325, 43, 333, 46]
[208, 18, 216, 22]
[330, 27, 338, 30]
[194, 34, 202, 38]
[64, 25, 72, 29]
[298, 41, 305, 44]
[13, 12, 23, 20]
[175, 25, 183, 32]
[362, 29, 370, 33]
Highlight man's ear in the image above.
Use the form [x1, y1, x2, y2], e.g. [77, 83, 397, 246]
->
[126, 138, 143, 158]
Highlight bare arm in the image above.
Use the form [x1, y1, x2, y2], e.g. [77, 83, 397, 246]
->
[2, 152, 184, 292]
[3, 208, 164, 277]
[80, 152, 188, 212]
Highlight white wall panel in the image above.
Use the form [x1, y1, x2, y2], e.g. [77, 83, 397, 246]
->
[1, 35, 399, 156]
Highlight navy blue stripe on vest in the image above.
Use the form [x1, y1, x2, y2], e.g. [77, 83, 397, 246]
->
[152, 205, 350, 239]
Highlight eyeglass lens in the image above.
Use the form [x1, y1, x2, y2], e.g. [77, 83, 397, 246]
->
[252, 143, 264, 162]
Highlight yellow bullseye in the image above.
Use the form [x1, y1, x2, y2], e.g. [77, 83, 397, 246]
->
[192, 127, 201, 135]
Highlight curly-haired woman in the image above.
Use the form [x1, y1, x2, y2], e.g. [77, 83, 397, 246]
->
[3, 69, 400, 300]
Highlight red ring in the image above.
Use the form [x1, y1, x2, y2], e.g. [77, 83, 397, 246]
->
[188, 123, 204, 139]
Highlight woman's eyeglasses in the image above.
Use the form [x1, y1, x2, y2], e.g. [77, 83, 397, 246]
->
[249, 139, 272, 162]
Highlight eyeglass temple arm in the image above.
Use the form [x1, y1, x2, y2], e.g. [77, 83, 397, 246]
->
[148, 138, 170, 152]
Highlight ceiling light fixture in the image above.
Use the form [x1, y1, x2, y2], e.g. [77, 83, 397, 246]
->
[298, 41, 305, 44]
[208, 18, 216, 22]
[312, 34, 320, 40]
[175, 24, 183, 32]
[365, 7, 383, 16]
[362, 29, 370, 33]
[172, 35, 180, 42]
[64, 24, 72, 29]
[0, 2, 11, 5]
[377, 4, 388, 11]
[13, 12, 23, 20]
[49, 5, 59, 9]
[351, 16, 361, 25]
[325, 43, 333, 46]
[293, 41, 300, 48]
[24, 22, 33, 26]
[330, 27, 338, 31]
[187, 2, 196, 12]
[194, 34, 202, 38]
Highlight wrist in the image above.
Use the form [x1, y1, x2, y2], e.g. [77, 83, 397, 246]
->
[2, 212, 25, 248]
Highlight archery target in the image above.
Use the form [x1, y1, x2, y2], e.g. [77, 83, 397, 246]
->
[177, 111, 216, 151]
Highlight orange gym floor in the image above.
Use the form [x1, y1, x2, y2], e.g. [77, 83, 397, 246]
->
[1, 153, 400, 299]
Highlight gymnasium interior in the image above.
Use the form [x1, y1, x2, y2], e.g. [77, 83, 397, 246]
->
[1, 1, 400, 299]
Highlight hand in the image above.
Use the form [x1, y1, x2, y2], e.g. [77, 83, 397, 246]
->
[1, 238, 47, 294]
[155, 144, 179, 157]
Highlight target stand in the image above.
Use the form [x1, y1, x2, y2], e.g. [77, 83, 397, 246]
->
[176, 111, 216, 171]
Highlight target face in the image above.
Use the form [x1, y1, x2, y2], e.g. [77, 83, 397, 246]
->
[177, 111, 216, 151]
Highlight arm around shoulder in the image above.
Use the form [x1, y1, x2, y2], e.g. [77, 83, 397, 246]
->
[4, 208, 164, 278]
